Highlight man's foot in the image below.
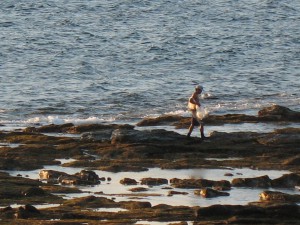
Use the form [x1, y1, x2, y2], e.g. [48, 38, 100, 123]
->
[201, 136, 209, 141]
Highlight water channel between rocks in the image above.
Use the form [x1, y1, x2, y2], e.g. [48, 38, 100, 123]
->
[5, 158, 297, 209]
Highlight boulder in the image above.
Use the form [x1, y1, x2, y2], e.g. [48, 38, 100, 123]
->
[39, 170, 69, 181]
[120, 178, 138, 185]
[15, 205, 40, 219]
[194, 188, 230, 198]
[74, 170, 100, 184]
[260, 191, 300, 202]
[136, 115, 182, 126]
[271, 173, 300, 188]
[257, 132, 300, 146]
[40, 169, 101, 185]
[258, 105, 300, 121]
[209, 131, 261, 144]
[170, 178, 231, 189]
[81, 130, 113, 142]
[231, 175, 272, 188]
[58, 175, 82, 185]
[167, 191, 188, 196]
[140, 177, 168, 186]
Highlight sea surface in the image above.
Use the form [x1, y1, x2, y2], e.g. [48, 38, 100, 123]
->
[1, 0, 300, 129]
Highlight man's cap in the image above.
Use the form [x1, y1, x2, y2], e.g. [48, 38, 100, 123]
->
[195, 85, 203, 90]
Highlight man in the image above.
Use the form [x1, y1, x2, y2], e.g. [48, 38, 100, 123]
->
[187, 85, 206, 140]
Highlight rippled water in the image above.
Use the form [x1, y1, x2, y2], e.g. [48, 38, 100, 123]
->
[0, 0, 299, 127]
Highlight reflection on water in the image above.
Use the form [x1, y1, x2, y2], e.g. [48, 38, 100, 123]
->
[4, 160, 297, 207]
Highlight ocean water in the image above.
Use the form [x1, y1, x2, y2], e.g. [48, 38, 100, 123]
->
[0, 0, 300, 128]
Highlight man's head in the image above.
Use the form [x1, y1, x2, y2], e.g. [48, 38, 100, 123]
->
[195, 85, 203, 93]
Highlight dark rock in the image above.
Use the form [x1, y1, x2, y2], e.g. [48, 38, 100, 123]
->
[24, 204, 40, 214]
[129, 187, 148, 192]
[194, 188, 230, 198]
[140, 177, 168, 186]
[265, 204, 300, 218]
[39, 170, 69, 180]
[271, 173, 300, 188]
[111, 129, 185, 144]
[258, 105, 300, 121]
[74, 170, 100, 184]
[196, 204, 235, 218]
[283, 155, 300, 166]
[136, 115, 182, 126]
[22, 187, 46, 197]
[170, 178, 231, 189]
[196, 203, 300, 220]
[167, 191, 188, 196]
[120, 201, 152, 210]
[231, 175, 272, 188]
[15, 205, 40, 219]
[260, 190, 300, 202]
[120, 178, 138, 185]
[81, 130, 113, 142]
[68, 124, 134, 134]
[24, 123, 74, 133]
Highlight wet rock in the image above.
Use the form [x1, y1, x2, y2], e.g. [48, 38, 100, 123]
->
[195, 204, 300, 220]
[271, 173, 300, 188]
[40, 169, 101, 185]
[257, 130, 300, 146]
[196, 204, 237, 218]
[258, 105, 300, 121]
[24, 123, 74, 133]
[24, 204, 40, 214]
[224, 173, 234, 176]
[209, 131, 261, 144]
[15, 205, 40, 219]
[111, 129, 185, 144]
[39, 170, 69, 181]
[74, 170, 100, 184]
[120, 201, 152, 210]
[260, 190, 300, 202]
[265, 204, 300, 218]
[283, 155, 300, 166]
[22, 187, 46, 197]
[68, 124, 134, 134]
[0, 206, 14, 219]
[231, 175, 272, 188]
[140, 177, 168, 186]
[167, 191, 188, 196]
[203, 114, 258, 125]
[99, 164, 148, 173]
[58, 175, 82, 185]
[81, 130, 113, 142]
[63, 195, 117, 208]
[120, 178, 138, 185]
[194, 188, 230, 198]
[136, 115, 182, 127]
[129, 187, 148, 192]
[170, 178, 231, 189]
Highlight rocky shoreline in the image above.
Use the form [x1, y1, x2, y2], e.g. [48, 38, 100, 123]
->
[0, 105, 299, 224]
